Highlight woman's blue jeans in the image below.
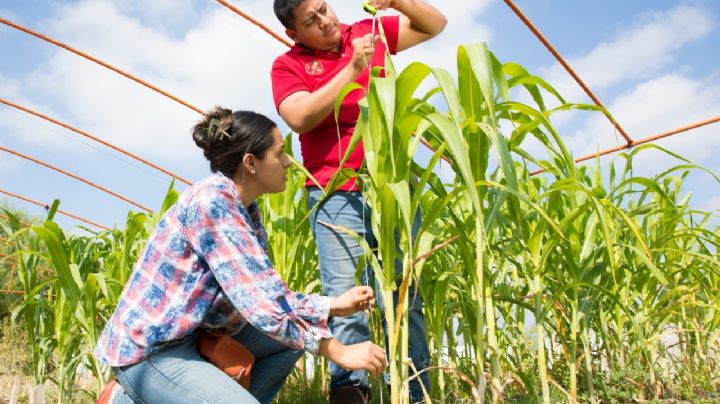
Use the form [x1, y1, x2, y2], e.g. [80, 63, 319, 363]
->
[308, 188, 431, 401]
[111, 324, 303, 404]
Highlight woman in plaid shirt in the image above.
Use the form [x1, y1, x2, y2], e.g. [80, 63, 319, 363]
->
[94, 107, 386, 404]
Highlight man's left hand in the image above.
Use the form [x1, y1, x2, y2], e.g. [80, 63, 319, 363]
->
[372, 0, 396, 11]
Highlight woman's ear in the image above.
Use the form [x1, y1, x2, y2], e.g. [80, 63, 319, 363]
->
[242, 154, 256, 175]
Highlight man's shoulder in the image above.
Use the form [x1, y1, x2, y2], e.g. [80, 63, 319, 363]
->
[272, 48, 305, 71]
[272, 50, 295, 64]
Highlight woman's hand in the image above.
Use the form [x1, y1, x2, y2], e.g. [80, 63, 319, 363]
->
[319, 339, 387, 378]
[330, 286, 375, 317]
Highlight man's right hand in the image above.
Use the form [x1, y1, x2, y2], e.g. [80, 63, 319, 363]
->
[350, 34, 380, 73]
[319, 338, 387, 378]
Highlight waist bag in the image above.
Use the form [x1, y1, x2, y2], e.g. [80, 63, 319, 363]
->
[197, 332, 255, 389]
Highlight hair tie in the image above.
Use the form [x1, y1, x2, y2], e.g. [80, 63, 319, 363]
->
[205, 118, 220, 141]
[205, 117, 232, 141]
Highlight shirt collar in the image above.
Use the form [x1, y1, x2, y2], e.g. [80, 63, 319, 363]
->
[214, 172, 258, 216]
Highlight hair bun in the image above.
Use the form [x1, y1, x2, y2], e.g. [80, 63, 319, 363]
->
[192, 106, 233, 151]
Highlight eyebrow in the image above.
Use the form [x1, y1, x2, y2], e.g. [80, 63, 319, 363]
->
[302, 2, 325, 25]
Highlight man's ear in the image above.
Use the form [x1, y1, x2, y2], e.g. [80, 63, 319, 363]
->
[285, 28, 298, 42]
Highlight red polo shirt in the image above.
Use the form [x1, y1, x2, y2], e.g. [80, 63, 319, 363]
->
[271, 16, 400, 191]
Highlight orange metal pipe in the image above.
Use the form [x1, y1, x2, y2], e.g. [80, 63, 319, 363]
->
[0, 213, 31, 228]
[0, 98, 192, 186]
[214, 0, 293, 48]
[574, 116, 720, 164]
[0, 17, 204, 114]
[0, 289, 23, 295]
[1, 145, 152, 213]
[502, 0, 633, 145]
[0, 188, 111, 231]
[529, 116, 720, 175]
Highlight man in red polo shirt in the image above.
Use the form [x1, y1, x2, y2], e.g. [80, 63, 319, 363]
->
[271, 1, 446, 402]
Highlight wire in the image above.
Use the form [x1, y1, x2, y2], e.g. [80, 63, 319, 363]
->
[0, 17, 204, 114]
[2, 103, 168, 183]
[0, 213, 31, 228]
[529, 116, 720, 175]
[214, 0, 292, 48]
[0, 188, 111, 231]
[1, 145, 153, 213]
[0, 98, 192, 186]
[502, 0, 634, 145]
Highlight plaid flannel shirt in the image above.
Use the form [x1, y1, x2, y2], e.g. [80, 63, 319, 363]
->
[94, 173, 332, 367]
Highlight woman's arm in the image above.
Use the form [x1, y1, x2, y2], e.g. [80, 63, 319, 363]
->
[318, 338, 387, 378]
[185, 184, 333, 354]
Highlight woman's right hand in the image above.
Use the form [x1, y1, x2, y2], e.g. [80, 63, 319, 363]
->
[329, 285, 375, 317]
[319, 339, 387, 378]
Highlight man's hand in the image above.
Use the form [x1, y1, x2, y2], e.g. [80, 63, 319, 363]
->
[330, 286, 375, 317]
[319, 339, 387, 378]
[371, 0, 396, 11]
[350, 34, 380, 72]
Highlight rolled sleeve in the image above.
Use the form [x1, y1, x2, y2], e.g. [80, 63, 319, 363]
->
[185, 183, 332, 353]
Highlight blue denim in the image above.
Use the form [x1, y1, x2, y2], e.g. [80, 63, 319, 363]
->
[307, 188, 431, 401]
[111, 324, 303, 404]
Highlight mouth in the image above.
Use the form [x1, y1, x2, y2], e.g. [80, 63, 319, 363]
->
[323, 24, 337, 36]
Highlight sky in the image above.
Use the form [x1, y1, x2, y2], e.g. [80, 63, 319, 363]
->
[0, 0, 719, 230]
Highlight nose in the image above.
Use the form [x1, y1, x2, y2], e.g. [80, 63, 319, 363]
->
[282, 153, 291, 168]
[317, 14, 330, 30]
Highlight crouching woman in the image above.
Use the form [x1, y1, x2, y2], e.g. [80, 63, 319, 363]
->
[94, 107, 386, 404]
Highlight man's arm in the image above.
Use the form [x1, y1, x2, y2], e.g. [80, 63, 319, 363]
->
[377, 0, 447, 52]
[278, 34, 378, 134]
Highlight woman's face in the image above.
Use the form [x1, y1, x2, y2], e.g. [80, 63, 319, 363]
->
[253, 128, 291, 194]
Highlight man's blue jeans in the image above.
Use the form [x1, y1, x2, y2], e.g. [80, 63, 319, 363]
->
[111, 324, 303, 403]
[308, 188, 431, 401]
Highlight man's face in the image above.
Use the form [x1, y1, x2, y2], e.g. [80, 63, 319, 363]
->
[286, 0, 342, 51]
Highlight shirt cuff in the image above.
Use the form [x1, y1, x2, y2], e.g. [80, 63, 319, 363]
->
[301, 295, 333, 354]
[302, 323, 333, 355]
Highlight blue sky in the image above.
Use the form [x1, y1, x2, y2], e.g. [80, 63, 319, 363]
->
[1, 0, 719, 230]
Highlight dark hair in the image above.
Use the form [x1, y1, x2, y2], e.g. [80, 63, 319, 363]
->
[274, 0, 306, 29]
[192, 107, 276, 177]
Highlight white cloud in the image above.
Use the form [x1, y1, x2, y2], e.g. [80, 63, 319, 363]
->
[541, 5, 713, 104]
[0, 139, 20, 172]
[3, 0, 489, 171]
[0, 74, 19, 97]
[703, 194, 720, 213]
[510, 4, 720, 183]
[0, 8, 19, 21]
[4, 0, 290, 172]
[568, 74, 720, 171]
[393, 0, 492, 73]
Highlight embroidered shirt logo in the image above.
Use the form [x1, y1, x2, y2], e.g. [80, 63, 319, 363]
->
[305, 60, 324, 75]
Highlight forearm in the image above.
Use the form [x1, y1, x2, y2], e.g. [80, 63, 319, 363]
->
[392, 0, 447, 36]
[280, 63, 361, 133]
[318, 337, 344, 360]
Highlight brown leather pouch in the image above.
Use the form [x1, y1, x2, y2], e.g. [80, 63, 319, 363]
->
[197, 332, 255, 389]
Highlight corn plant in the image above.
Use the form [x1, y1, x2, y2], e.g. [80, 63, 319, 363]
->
[1, 41, 719, 403]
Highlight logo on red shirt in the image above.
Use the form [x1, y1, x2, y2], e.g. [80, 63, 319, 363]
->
[304, 60, 324, 75]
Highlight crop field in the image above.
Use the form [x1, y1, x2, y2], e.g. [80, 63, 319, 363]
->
[1, 41, 719, 403]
